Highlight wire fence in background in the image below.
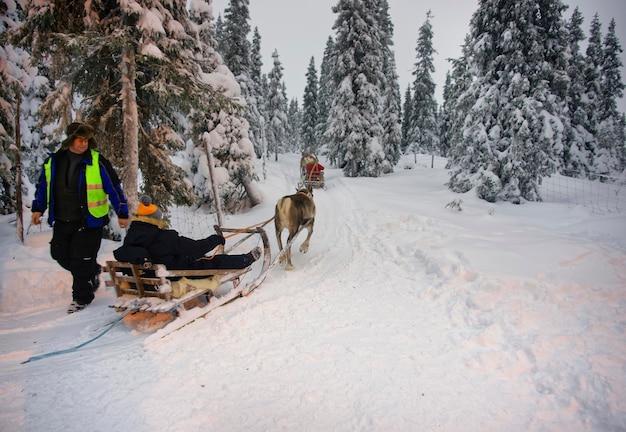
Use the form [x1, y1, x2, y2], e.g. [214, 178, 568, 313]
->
[404, 154, 449, 170]
[21, 205, 219, 241]
[22, 156, 625, 242]
[168, 205, 218, 238]
[539, 173, 626, 214]
[410, 154, 625, 214]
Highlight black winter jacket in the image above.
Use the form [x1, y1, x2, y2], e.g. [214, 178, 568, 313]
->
[120, 219, 225, 269]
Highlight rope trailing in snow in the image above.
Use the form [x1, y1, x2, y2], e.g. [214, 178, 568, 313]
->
[21, 312, 128, 364]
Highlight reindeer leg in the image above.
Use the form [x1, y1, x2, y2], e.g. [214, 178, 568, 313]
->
[276, 229, 287, 265]
[285, 231, 296, 270]
[299, 220, 314, 254]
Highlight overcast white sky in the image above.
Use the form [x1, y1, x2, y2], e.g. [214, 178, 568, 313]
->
[211, 0, 626, 112]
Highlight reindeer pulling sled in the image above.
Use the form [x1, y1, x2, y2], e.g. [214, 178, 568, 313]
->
[300, 153, 325, 190]
[104, 177, 318, 335]
[104, 225, 271, 334]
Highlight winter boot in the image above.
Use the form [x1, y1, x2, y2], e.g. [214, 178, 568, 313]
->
[91, 264, 102, 293]
[67, 301, 88, 314]
[248, 246, 262, 262]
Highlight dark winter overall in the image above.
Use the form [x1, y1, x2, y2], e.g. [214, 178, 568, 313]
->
[32, 148, 129, 306]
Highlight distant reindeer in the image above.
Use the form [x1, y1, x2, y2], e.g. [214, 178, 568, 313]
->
[274, 187, 316, 270]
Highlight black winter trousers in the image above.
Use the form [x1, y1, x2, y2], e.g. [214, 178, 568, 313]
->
[50, 220, 102, 305]
[194, 254, 255, 270]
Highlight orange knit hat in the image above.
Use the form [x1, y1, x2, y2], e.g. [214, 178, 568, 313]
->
[137, 195, 163, 219]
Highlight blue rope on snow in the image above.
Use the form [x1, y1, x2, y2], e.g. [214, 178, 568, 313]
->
[21, 313, 127, 364]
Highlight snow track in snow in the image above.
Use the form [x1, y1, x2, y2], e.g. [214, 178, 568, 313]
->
[1, 154, 625, 431]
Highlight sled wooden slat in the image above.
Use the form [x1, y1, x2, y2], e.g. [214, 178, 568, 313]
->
[104, 261, 251, 301]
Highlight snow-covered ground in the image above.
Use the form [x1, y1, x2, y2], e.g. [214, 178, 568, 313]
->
[1, 154, 625, 431]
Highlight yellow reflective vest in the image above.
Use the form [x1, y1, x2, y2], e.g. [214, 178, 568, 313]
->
[44, 150, 109, 218]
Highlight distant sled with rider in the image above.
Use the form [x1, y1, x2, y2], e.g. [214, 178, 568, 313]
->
[299, 153, 325, 189]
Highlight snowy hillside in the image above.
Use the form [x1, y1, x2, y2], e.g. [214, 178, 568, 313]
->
[1, 154, 625, 431]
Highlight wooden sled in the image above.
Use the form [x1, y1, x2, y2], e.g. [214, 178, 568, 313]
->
[301, 166, 325, 190]
[299, 154, 325, 190]
[104, 226, 271, 333]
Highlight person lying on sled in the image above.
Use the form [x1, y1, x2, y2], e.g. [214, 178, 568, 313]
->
[114, 195, 261, 270]
[305, 161, 324, 174]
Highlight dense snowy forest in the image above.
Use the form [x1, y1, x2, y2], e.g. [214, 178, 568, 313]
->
[0, 0, 624, 217]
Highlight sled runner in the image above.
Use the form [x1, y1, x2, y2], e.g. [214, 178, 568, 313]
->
[104, 226, 271, 332]
[300, 153, 325, 190]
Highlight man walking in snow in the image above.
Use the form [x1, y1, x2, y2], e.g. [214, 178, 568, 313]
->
[31, 122, 129, 313]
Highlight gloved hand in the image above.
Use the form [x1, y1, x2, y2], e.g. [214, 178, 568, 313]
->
[31, 211, 43, 225]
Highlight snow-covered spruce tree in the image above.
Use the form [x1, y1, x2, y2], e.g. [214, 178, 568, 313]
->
[0, 0, 25, 214]
[400, 85, 412, 152]
[580, 14, 604, 177]
[315, 36, 335, 148]
[214, 14, 226, 55]
[407, 11, 439, 158]
[219, 0, 251, 77]
[325, 0, 386, 177]
[562, 6, 593, 177]
[448, 0, 570, 204]
[187, 0, 260, 212]
[266, 50, 289, 161]
[14, 77, 57, 192]
[3, 0, 69, 215]
[237, 75, 264, 158]
[596, 18, 626, 176]
[5, 0, 78, 185]
[192, 103, 261, 213]
[13, 0, 235, 212]
[287, 98, 302, 153]
[438, 73, 453, 159]
[442, 36, 473, 164]
[260, 72, 270, 115]
[281, 83, 295, 153]
[377, 0, 402, 173]
[13, 1, 144, 208]
[247, 27, 266, 157]
[250, 28, 264, 95]
[301, 57, 319, 153]
[216, 0, 264, 158]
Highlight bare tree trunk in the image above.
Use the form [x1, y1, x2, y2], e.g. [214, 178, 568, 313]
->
[120, 44, 139, 213]
[204, 134, 224, 227]
[260, 117, 267, 181]
[14, 83, 24, 243]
